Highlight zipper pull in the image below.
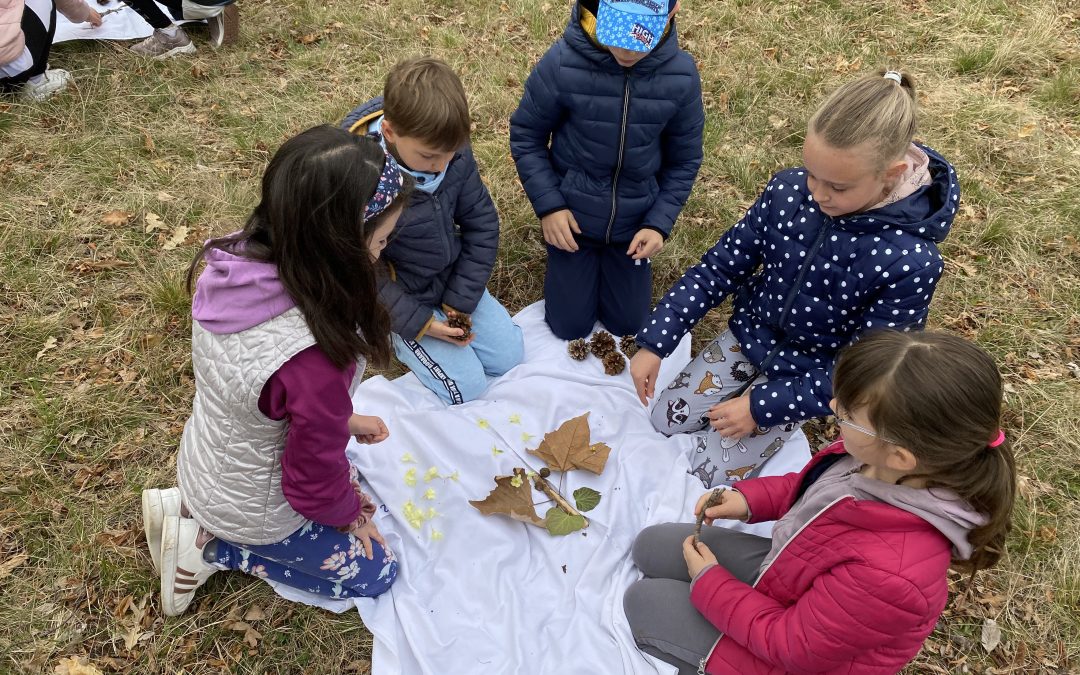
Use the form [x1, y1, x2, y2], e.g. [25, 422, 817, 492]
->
[698, 657, 707, 674]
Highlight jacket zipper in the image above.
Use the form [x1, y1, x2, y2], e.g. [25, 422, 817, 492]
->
[605, 70, 631, 244]
[697, 495, 850, 673]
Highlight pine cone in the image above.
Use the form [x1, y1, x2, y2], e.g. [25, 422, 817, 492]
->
[567, 338, 590, 361]
[602, 351, 626, 376]
[619, 335, 638, 358]
[590, 330, 617, 357]
[446, 310, 472, 341]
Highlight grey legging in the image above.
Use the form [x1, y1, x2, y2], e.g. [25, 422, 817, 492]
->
[624, 523, 772, 674]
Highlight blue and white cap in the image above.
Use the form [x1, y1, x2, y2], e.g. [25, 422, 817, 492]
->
[595, 0, 671, 53]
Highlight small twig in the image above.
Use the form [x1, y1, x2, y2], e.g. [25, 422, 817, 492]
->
[694, 488, 726, 542]
[532, 469, 587, 525]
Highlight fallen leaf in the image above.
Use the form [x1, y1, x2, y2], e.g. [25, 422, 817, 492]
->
[190, 63, 209, 79]
[161, 225, 189, 250]
[980, 617, 1001, 652]
[297, 32, 321, 45]
[572, 487, 602, 512]
[140, 128, 155, 152]
[244, 605, 268, 622]
[527, 413, 612, 474]
[144, 212, 166, 233]
[1017, 122, 1037, 138]
[100, 210, 133, 227]
[544, 506, 587, 535]
[0, 552, 29, 578]
[36, 336, 58, 360]
[53, 657, 104, 675]
[469, 469, 545, 527]
[155, 191, 176, 203]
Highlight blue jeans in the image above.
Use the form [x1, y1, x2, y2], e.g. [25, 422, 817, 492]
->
[215, 521, 398, 600]
[393, 290, 524, 404]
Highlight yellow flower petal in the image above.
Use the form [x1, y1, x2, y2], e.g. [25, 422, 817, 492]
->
[509, 414, 522, 424]
[430, 529, 444, 541]
[424, 466, 440, 482]
[477, 418, 490, 429]
[448, 471, 460, 482]
[403, 468, 417, 487]
[400, 452, 416, 464]
[423, 488, 436, 500]
[521, 432, 534, 443]
[492, 446, 504, 456]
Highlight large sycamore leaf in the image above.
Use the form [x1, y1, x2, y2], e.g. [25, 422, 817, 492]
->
[544, 507, 588, 536]
[527, 413, 612, 474]
[469, 472, 546, 527]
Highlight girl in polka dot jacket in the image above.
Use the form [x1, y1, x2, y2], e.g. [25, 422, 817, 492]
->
[630, 70, 960, 488]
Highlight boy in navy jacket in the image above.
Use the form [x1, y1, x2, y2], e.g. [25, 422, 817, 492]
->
[343, 57, 523, 405]
[510, 0, 704, 340]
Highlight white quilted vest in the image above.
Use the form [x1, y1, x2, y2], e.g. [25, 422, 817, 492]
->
[177, 307, 363, 545]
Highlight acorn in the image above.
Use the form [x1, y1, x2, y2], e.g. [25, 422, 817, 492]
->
[619, 335, 638, 358]
[567, 338, 590, 361]
[602, 351, 626, 376]
[539, 467, 551, 479]
[590, 330, 616, 357]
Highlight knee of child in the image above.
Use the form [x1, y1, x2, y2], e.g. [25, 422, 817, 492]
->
[485, 327, 524, 376]
[630, 525, 664, 573]
[360, 559, 399, 598]
[621, 581, 652, 639]
[546, 313, 595, 341]
[452, 366, 490, 403]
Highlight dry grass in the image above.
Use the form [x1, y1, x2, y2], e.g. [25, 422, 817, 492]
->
[1, 0, 1077, 672]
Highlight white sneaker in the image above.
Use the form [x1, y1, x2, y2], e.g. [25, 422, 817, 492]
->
[20, 69, 71, 101]
[159, 516, 218, 616]
[142, 487, 182, 572]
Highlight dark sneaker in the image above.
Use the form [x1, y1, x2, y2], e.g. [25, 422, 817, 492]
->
[130, 28, 197, 59]
[207, 3, 239, 49]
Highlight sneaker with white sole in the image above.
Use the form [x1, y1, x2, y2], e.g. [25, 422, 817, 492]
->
[159, 516, 218, 616]
[20, 69, 71, 101]
[142, 487, 182, 572]
[130, 28, 197, 59]
[207, 4, 239, 49]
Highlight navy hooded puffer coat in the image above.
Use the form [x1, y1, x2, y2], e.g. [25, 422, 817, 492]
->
[342, 98, 499, 341]
[509, 1, 704, 243]
[638, 145, 960, 426]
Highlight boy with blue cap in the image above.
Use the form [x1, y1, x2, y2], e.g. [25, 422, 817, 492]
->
[510, 0, 704, 341]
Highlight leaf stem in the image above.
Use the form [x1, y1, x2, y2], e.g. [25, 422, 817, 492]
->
[532, 475, 587, 524]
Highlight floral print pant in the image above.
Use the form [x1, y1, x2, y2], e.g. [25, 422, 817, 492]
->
[215, 521, 398, 599]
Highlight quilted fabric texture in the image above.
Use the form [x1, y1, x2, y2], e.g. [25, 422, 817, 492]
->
[638, 144, 960, 426]
[509, 2, 704, 242]
[177, 308, 363, 545]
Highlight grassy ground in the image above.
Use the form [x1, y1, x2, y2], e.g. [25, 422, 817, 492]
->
[1, 0, 1077, 672]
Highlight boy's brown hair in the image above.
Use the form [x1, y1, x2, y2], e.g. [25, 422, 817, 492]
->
[383, 57, 471, 152]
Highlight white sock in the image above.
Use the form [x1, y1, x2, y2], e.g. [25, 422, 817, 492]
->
[160, 25, 180, 37]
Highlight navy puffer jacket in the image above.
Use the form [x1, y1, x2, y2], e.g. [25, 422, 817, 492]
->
[342, 98, 499, 340]
[509, 2, 704, 243]
[638, 145, 959, 426]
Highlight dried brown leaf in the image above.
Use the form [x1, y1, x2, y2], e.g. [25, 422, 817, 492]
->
[52, 657, 103, 675]
[243, 605, 268, 622]
[161, 225, 189, 250]
[469, 470, 545, 527]
[527, 413, 611, 474]
[100, 210, 133, 227]
[0, 552, 28, 578]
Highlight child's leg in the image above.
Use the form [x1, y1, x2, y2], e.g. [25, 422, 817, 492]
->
[631, 522, 771, 583]
[121, 0, 181, 29]
[691, 419, 804, 489]
[543, 241, 601, 340]
[649, 330, 752, 434]
[467, 290, 524, 377]
[624, 523, 771, 672]
[597, 242, 652, 337]
[214, 522, 398, 599]
[393, 323, 487, 405]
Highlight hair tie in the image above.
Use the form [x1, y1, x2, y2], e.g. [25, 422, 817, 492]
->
[987, 429, 1006, 448]
[883, 71, 903, 84]
[363, 149, 404, 223]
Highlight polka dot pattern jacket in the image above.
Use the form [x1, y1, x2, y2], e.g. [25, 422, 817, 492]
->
[637, 144, 959, 426]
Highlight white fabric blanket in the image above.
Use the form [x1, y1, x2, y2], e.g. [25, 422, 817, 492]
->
[270, 302, 811, 674]
[54, 0, 194, 43]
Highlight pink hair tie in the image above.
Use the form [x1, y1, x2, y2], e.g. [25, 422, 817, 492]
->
[988, 429, 1006, 448]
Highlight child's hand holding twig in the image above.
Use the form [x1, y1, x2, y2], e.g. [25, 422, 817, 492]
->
[682, 536, 719, 579]
[693, 487, 749, 525]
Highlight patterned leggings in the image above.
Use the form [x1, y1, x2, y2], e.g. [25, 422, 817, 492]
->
[215, 521, 398, 600]
[651, 330, 801, 489]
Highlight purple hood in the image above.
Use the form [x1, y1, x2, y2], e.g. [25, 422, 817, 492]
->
[192, 246, 296, 334]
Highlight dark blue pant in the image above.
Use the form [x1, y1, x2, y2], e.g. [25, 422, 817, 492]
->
[544, 237, 652, 340]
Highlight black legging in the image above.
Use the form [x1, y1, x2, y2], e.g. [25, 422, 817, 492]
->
[121, 0, 184, 30]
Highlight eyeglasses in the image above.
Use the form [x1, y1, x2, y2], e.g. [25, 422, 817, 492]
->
[835, 411, 898, 445]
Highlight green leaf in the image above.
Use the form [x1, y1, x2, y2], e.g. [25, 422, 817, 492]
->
[544, 507, 587, 536]
[572, 487, 602, 512]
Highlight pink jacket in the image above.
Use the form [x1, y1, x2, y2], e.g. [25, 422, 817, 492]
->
[691, 444, 956, 674]
[1, 0, 92, 68]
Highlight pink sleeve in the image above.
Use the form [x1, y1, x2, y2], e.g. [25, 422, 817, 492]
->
[259, 346, 361, 528]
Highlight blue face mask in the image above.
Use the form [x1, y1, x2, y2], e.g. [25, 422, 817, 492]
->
[369, 117, 448, 194]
